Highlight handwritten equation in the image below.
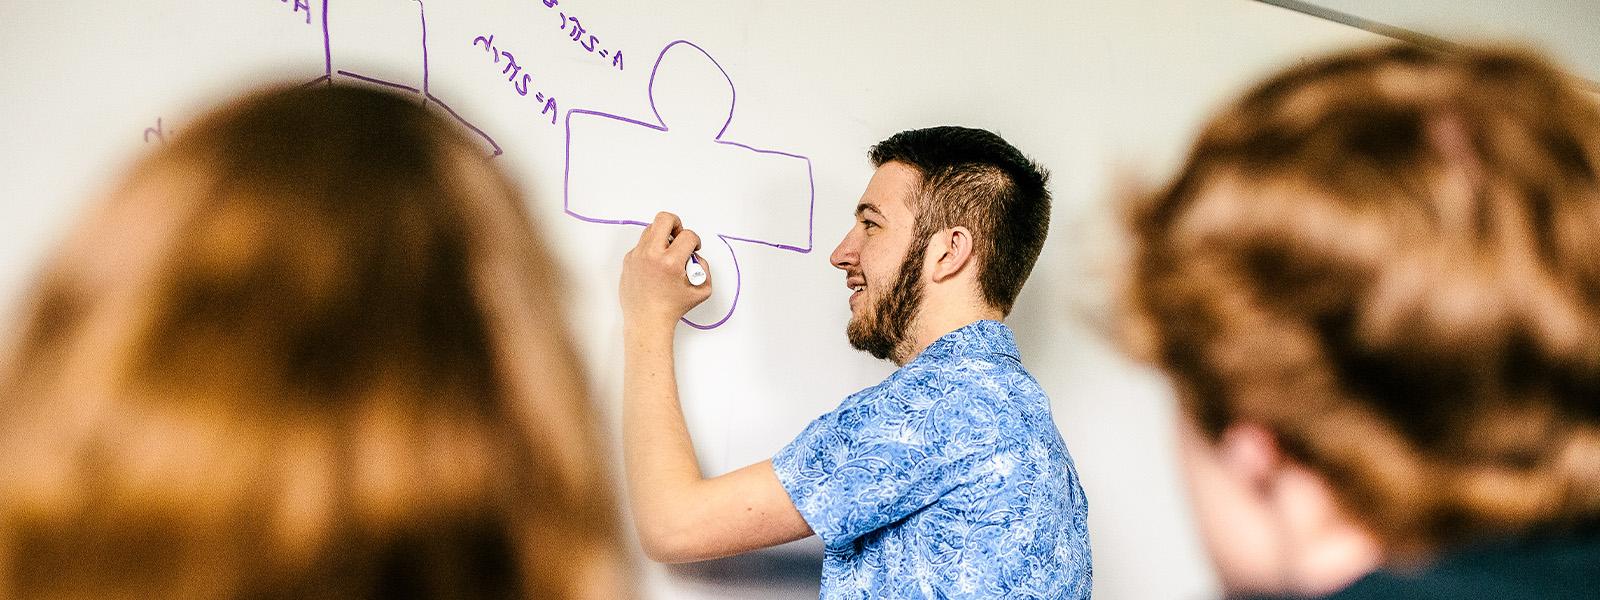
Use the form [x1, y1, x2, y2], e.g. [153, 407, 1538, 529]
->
[143, 117, 175, 144]
[127, 2, 816, 333]
[473, 34, 561, 125]
[539, 0, 625, 71]
[148, 1, 663, 146]
[277, 0, 312, 25]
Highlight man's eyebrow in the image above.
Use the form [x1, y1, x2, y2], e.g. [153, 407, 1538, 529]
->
[855, 203, 885, 218]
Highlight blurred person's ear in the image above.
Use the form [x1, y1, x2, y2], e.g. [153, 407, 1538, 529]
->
[1215, 424, 1280, 490]
[1181, 419, 1291, 596]
[1183, 420, 1384, 598]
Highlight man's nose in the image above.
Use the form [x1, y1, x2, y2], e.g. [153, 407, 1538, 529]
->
[830, 232, 858, 271]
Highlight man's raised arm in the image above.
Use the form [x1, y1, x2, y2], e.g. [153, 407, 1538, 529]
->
[617, 211, 814, 563]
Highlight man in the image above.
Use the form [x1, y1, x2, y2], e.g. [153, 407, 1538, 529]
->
[619, 126, 1090, 598]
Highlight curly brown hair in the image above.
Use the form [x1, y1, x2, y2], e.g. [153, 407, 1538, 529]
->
[1125, 43, 1600, 556]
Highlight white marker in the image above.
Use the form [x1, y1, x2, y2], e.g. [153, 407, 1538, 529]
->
[685, 254, 707, 286]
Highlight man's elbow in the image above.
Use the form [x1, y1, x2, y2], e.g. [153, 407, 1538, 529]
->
[636, 521, 711, 564]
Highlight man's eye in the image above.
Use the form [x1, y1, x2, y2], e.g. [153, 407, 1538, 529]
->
[861, 220, 879, 230]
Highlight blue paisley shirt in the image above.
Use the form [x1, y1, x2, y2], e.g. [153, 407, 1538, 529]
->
[773, 320, 1091, 599]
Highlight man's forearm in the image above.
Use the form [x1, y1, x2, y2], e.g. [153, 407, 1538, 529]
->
[621, 321, 705, 555]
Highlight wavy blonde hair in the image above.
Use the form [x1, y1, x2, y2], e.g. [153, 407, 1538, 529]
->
[1126, 44, 1600, 555]
[0, 85, 624, 598]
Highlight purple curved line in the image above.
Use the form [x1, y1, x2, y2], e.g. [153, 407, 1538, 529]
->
[572, 108, 665, 134]
[416, 0, 430, 99]
[428, 93, 504, 157]
[562, 40, 817, 330]
[336, 70, 422, 94]
[562, 108, 663, 226]
[681, 235, 742, 330]
[713, 139, 816, 253]
[315, 0, 502, 158]
[321, 0, 332, 77]
[647, 40, 736, 139]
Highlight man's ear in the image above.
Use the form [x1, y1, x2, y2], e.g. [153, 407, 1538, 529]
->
[929, 226, 975, 283]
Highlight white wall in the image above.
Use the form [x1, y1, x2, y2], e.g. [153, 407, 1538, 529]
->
[1275, 0, 1600, 84]
[0, 2, 1398, 598]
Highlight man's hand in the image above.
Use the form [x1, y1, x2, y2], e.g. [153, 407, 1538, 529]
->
[621, 211, 713, 332]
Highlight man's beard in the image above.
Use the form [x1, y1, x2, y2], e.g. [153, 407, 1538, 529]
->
[847, 238, 927, 365]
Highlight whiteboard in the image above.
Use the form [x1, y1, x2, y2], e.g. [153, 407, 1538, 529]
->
[0, 2, 1402, 598]
[1261, 0, 1600, 86]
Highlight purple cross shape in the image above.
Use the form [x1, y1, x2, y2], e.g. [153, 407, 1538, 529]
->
[563, 40, 816, 329]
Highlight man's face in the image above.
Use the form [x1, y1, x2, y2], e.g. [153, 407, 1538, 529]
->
[830, 162, 926, 363]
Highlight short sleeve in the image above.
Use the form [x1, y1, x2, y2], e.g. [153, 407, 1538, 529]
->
[771, 372, 999, 548]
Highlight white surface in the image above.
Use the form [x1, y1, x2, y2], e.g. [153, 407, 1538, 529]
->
[0, 1, 1420, 598]
[1283, 0, 1600, 84]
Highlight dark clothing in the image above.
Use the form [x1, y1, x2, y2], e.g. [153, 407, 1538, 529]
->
[1254, 526, 1600, 600]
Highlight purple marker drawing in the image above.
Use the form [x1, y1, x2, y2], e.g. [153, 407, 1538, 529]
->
[472, 33, 562, 125]
[303, 0, 502, 156]
[143, 118, 167, 144]
[278, 0, 313, 24]
[547, 3, 624, 71]
[563, 40, 816, 330]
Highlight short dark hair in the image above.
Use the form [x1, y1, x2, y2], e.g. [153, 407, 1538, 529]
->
[869, 126, 1051, 315]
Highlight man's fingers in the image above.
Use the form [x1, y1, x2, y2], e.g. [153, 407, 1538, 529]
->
[640, 211, 682, 251]
[667, 229, 702, 263]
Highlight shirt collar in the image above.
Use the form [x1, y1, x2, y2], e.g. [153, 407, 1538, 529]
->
[914, 319, 1021, 363]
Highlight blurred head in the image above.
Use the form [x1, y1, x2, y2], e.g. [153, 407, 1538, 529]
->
[831, 126, 1051, 364]
[1125, 44, 1600, 595]
[0, 85, 625, 599]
